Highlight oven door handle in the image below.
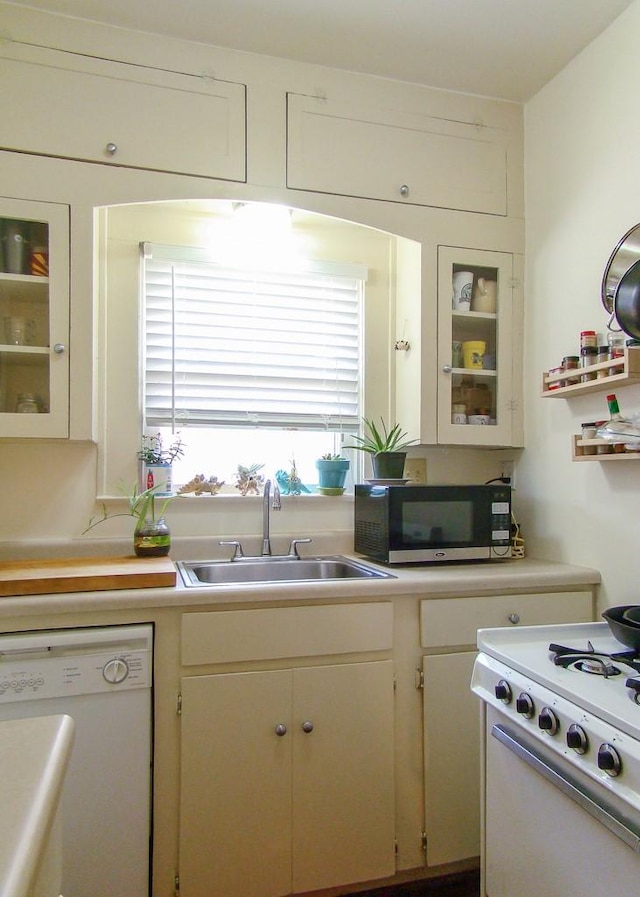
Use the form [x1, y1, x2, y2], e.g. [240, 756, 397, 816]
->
[491, 723, 640, 852]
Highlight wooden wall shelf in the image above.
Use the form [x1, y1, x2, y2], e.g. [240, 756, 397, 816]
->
[542, 347, 640, 397]
[572, 434, 640, 461]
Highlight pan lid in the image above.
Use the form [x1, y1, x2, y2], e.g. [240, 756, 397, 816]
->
[601, 222, 640, 314]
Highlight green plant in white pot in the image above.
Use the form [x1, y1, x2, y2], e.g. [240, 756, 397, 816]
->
[347, 418, 418, 480]
[315, 453, 351, 495]
[138, 432, 184, 496]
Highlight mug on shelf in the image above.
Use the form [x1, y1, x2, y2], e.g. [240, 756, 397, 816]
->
[452, 340, 463, 368]
[452, 270, 473, 311]
[462, 339, 486, 369]
[472, 277, 497, 313]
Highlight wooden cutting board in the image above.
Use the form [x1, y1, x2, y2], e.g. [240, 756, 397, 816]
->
[0, 555, 177, 597]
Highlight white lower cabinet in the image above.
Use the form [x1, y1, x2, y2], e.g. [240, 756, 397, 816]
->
[179, 660, 396, 897]
[420, 591, 594, 867]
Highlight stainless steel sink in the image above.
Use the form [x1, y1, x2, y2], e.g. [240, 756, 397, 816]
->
[177, 554, 394, 587]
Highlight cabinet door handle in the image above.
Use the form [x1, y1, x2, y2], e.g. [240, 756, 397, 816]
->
[508, 612, 521, 624]
[442, 364, 453, 374]
[301, 720, 314, 733]
[274, 723, 287, 736]
[105, 142, 118, 156]
[399, 184, 410, 197]
[53, 343, 66, 355]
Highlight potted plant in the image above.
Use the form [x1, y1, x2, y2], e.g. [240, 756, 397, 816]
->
[83, 483, 173, 557]
[347, 417, 418, 479]
[315, 453, 351, 494]
[138, 432, 184, 496]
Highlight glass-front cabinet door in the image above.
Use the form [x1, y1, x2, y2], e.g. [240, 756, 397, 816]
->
[437, 246, 519, 446]
[0, 198, 69, 437]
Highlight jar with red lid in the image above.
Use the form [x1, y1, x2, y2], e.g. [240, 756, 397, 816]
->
[580, 330, 598, 350]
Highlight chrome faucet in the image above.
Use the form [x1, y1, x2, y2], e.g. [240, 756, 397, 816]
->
[261, 478, 281, 556]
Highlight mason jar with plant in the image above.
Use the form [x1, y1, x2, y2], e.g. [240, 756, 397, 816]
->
[347, 417, 418, 480]
[315, 452, 351, 495]
[83, 483, 173, 557]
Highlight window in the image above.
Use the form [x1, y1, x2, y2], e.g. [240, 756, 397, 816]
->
[141, 243, 366, 487]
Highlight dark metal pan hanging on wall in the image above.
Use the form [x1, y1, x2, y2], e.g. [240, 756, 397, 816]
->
[614, 257, 640, 339]
[601, 222, 640, 314]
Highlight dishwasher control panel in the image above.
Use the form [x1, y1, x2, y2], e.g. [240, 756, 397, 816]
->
[0, 625, 152, 703]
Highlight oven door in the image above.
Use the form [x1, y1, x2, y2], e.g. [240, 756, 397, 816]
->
[484, 704, 640, 897]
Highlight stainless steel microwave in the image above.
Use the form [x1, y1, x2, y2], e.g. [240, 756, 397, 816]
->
[354, 483, 512, 564]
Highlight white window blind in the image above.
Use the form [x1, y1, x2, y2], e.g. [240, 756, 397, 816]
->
[141, 243, 364, 431]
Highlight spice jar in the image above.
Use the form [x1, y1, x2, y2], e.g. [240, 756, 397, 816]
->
[581, 422, 597, 455]
[547, 366, 564, 390]
[580, 346, 598, 381]
[562, 355, 580, 384]
[580, 330, 598, 350]
[16, 393, 39, 413]
[596, 346, 610, 378]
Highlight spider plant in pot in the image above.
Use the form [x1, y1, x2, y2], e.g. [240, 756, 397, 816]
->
[347, 418, 418, 480]
[315, 453, 350, 494]
[83, 483, 173, 557]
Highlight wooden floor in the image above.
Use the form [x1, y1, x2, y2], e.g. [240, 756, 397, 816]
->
[344, 871, 480, 897]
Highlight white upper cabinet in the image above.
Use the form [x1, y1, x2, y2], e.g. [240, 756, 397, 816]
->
[286, 93, 510, 215]
[0, 44, 247, 182]
[396, 244, 524, 448]
[436, 246, 523, 447]
[0, 198, 69, 438]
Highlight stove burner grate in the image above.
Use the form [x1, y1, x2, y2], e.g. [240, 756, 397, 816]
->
[549, 641, 640, 678]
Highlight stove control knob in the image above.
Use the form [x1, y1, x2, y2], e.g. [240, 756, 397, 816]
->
[538, 707, 560, 735]
[597, 743, 622, 776]
[516, 693, 535, 718]
[494, 680, 512, 703]
[566, 724, 589, 754]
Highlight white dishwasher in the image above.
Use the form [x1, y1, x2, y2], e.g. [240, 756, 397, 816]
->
[0, 624, 153, 897]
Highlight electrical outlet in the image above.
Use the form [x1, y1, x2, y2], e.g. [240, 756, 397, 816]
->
[501, 459, 516, 490]
[405, 458, 427, 483]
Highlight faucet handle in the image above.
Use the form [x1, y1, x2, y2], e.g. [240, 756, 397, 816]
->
[272, 482, 282, 510]
[219, 540, 245, 560]
[288, 538, 312, 559]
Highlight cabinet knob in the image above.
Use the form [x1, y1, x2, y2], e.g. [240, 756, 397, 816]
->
[105, 142, 118, 156]
[274, 723, 287, 737]
[301, 720, 314, 733]
[442, 364, 453, 374]
[399, 184, 410, 197]
[53, 343, 66, 355]
[508, 612, 520, 624]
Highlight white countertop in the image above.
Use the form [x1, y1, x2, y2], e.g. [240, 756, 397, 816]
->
[0, 714, 74, 897]
[0, 555, 601, 619]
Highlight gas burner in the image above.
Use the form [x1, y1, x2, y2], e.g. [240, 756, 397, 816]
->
[549, 641, 640, 677]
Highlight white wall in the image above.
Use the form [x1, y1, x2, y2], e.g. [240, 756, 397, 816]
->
[523, 0, 640, 608]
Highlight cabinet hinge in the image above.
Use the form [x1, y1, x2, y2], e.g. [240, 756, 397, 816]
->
[174, 873, 180, 896]
[421, 831, 428, 852]
[395, 837, 399, 854]
[177, 693, 182, 716]
[415, 668, 424, 690]
[393, 672, 398, 693]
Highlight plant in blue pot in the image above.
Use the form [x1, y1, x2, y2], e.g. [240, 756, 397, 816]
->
[315, 453, 351, 495]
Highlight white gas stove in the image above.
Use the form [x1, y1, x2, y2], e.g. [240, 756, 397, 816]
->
[472, 619, 640, 897]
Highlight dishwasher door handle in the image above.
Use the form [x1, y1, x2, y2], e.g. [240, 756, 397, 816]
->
[491, 723, 640, 852]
